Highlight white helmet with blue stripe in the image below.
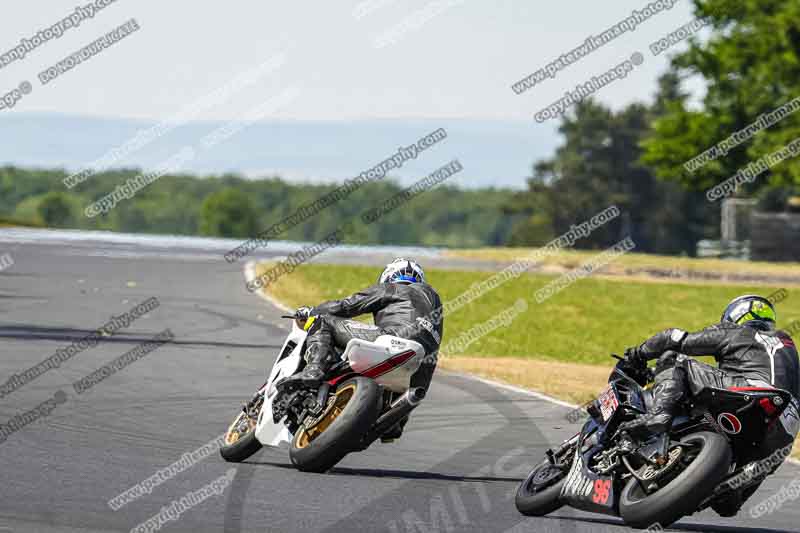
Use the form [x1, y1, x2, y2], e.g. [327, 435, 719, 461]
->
[378, 258, 425, 285]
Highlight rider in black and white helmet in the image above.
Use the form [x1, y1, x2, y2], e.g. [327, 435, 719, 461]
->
[279, 258, 444, 440]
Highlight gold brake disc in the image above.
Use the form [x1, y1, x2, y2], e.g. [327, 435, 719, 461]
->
[295, 384, 356, 449]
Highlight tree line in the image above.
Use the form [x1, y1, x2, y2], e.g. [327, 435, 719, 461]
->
[0, 167, 518, 248]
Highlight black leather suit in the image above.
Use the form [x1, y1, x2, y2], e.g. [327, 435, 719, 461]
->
[307, 282, 444, 392]
[638, 322, 800, 397]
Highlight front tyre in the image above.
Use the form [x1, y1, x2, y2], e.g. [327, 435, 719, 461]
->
[619, 431, 732, 529]
[220, 406, 263, 463]
[289, 377, 382, 473]
[515, 460, 568, 516]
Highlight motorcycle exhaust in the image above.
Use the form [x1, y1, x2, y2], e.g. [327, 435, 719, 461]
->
[360, 387, 426, 448]
[378, 387, 426, 426]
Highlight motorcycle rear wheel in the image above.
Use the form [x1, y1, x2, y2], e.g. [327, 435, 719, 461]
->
[619, 431, 732, 529]
[289, 376, 382, 473]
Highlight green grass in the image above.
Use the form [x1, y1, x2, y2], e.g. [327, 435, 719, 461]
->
[262, 263, 800, 365]
[0, 216, 43, 228]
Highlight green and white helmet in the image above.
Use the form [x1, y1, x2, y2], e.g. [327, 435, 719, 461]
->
[721, 295, 776, 326]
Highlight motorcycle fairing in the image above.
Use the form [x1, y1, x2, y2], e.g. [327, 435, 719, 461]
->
[255, 320, 307, 447]
[560, 423, 618, 516]
[342, 336, 424, 393]
[690, 386, 792, 457]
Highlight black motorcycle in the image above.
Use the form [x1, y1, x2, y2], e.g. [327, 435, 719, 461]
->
[515, 354, 794, 529]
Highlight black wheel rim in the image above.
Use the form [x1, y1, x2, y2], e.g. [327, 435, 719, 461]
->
[522, 462, 565, 496]
[626, 438, 704, 503]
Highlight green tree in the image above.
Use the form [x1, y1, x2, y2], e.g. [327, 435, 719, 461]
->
[199, 187, 259, 238]
[642, 0, 800, 194]
[37, 192, 74, 227]
[0, 165, 518, 247]
[508, 94, 714, 255]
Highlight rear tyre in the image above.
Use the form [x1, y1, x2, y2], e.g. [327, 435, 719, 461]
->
[515, 460, 568, 516]
[619, 431, 732, 529]
[289, 377, 382, 473]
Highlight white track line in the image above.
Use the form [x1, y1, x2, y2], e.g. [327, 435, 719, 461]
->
[244, 260, 293, 313]
[443, 369, 579, 410]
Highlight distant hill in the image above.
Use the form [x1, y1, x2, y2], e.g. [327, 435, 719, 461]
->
[0, 113, 557, 189]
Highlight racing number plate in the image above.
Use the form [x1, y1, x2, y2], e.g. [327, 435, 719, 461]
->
[598, 384, 619, 421]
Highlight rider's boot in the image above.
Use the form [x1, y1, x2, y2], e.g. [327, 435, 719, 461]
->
[278, 343, 332, 389]
[617, 370, 686, 439]
[380, 415, 409, 443]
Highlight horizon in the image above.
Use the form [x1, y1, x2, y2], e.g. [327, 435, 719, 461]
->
[0, 113, 557, 189]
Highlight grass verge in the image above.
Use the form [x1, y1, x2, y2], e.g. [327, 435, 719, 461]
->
[0, 217, 43, 228]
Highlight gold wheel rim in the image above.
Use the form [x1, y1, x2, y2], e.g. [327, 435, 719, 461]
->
[295, 384, 356, 449]
[225, 411, 257, 446]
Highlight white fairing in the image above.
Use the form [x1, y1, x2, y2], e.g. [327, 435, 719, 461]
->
[254, 320, 426, 448]
[254, 320, 307, 447]
[342, 336, 424, 392]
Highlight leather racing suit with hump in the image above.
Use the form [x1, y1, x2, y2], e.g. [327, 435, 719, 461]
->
[626, 321, 800, 514]
[306, 281, 444, 393]
[636, 322, 800, 398]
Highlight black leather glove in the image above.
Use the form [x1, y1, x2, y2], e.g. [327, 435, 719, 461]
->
[620, 346, 650, 386]
[624, 346, 645, 366]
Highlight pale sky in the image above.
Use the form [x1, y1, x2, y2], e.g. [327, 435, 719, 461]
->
[1, 0, 697, 122]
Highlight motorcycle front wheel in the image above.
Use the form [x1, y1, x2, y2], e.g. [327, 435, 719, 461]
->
[220, 391, 264, 463]
[515, 459, 569, 516]
[289, 376, 382, 473]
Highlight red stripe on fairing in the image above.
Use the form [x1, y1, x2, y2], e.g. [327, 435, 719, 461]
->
[728, 387, 776, 392]
[327, 373, 357, 386]
[362, 350, 417, 379]
[326, 350, 417, 385]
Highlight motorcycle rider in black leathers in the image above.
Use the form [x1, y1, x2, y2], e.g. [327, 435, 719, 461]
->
[618, 294, 800, 515]
[278, 258, 443, 441]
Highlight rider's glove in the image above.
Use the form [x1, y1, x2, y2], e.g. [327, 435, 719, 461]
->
[624, 346, 645, 366]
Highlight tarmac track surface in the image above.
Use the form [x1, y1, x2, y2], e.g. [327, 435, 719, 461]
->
[0, 231, 799, 533]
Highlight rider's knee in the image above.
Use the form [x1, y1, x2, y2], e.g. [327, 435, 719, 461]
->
[306, 314, 333, 336]
[654, 350, 690, 383]
[655, 350, 682, 374]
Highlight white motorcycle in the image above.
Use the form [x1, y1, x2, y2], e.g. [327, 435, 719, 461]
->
[220, 314, 428, 472]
